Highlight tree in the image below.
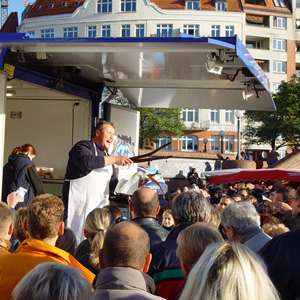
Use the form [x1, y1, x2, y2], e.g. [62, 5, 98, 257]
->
[243, 75, 300, 150]
[133, 107, 185, 148]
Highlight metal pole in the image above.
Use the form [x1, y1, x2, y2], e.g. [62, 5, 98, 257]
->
[221, 136, 224, 153]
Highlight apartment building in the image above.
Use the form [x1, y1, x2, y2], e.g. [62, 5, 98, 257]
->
[15, 0, 295, 158]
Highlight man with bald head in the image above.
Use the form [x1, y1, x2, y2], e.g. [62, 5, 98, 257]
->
[130, 187, 168, 246]
[92, 221, 164, 300]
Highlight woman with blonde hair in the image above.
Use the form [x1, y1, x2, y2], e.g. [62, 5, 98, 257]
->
[77, 208, 115, 274]
[2, 144, 44, 209]
[179, 241, 280, 300]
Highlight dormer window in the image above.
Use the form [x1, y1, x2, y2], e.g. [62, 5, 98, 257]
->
[273, 0, 286, 7]
[216, 0, 226, 11]
[61, 2, 67, 7]
[36, 5, 41, 10]
[74, 1, 80, 6]
[186, 1, 200, 10]
[48, 4, 54, 8]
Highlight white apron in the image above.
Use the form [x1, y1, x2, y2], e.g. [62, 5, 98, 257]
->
[66, 143, 113, 243]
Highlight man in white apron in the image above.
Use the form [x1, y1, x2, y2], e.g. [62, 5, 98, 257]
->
[62, 120, 133, 242]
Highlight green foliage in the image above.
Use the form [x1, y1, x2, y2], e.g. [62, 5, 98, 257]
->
[133, 107, 185, 148]
[244, 75, 300, 150]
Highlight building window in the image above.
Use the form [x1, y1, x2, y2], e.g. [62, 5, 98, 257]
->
[182, 135, 198, 151]
[211, 109, 220, 123]
[273, 39, 286, 51]
[224, 136, 234, 152]
[61, 2, 67, 7]
[211, 25, 220, 37]
[186, 1, 200, 9]
[74, 1, 80, 6]
[136, 24, 145, 37]
[225, 110, 234, 123]
[102, 25, 111, 37]
[122, 25, 130, 37]
[182, 109, 199, 122]
[273, 0, 286, 7]
[88, 26, 96, 37]
[297, 0, 300, 8]
[27, 31, 35, 35]
[121, 0, 136, 11]
[41, 29, 54, 38]
[210, 135, 220, 151]
[156, 136, 172, 150]
[216, 0, 226, 11]
[63, 27, 78, 38]
[273, 17, 287, 29]
[225, 26, 234, 37]
[183, 25, 199, 36]
[48, 4, 54, 8]
[98, 0, 112, 12]
[273, 61, 287, 73]
[246, 40, 261, 49]
[157, 24, 173, 37]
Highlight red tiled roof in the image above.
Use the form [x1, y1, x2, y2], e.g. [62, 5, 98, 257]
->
[241, 0, 292, 15]
[0, 12, 18, 33]
[25, 0, 85, 19]
[151, 0, 242, 12]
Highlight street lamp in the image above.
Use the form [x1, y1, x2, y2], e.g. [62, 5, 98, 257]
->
[203, 138, 208, 152]
[234, 110, 244, 160]
[219, 130, 225, 154]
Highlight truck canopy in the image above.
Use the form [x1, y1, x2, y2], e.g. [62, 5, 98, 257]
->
[0, 34, 275, 112]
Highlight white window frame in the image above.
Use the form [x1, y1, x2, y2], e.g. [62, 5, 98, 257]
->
[87, 26, 97, 38]
[97, 0, 112, 13]
[273, 0, 286, 7]
[183, 25, 199, 36]
[102, 25, 111, 37]
[273, 17, 287, 29]
[136, 24, 145, 37]
[216, 0, 226, 11]
[41, 29, 54, 38]
[186, 1, 200, 10]
[182, 108, 199, 122]
[181, 135, 199, 151]
[211, 109, 220, 123]
[273, 61, 287, 73]
[121, 0, 136, 12]
[273, 39, 286, 51]
[156, 136, 172, 150]
[211, 25, 220, 37]
[225, 110, 234, 124]
[121, 24, 131, 37]
[210, 135, 220, 151]
[63, 27, 78, 38]
[225, 26, 234, 37]
[224, 135, 234, 153]
[157, 24, 173, 37]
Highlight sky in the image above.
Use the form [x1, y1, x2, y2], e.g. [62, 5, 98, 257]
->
[8, 0, 29, 22]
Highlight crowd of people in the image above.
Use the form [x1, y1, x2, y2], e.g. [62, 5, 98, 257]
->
[1, 120, 300, 300]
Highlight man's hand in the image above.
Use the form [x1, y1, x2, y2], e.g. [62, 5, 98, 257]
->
[7, 191, 19, 209]
[271, 201, 292, 216]
[114, 156, 133, 167]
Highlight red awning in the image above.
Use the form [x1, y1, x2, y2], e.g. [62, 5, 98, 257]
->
[209, 168, 300, 186]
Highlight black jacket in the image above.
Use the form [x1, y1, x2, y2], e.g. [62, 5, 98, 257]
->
[2, 153, 44, 208]
[259, 228, 300, 300]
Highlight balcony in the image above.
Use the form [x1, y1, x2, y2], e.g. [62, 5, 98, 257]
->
[185, 120, 210, 130]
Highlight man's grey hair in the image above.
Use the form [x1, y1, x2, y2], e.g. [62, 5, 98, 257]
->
[12, 262, 91, 300]
[171, 191, 211, 224]
[221, 201, 260, 235]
